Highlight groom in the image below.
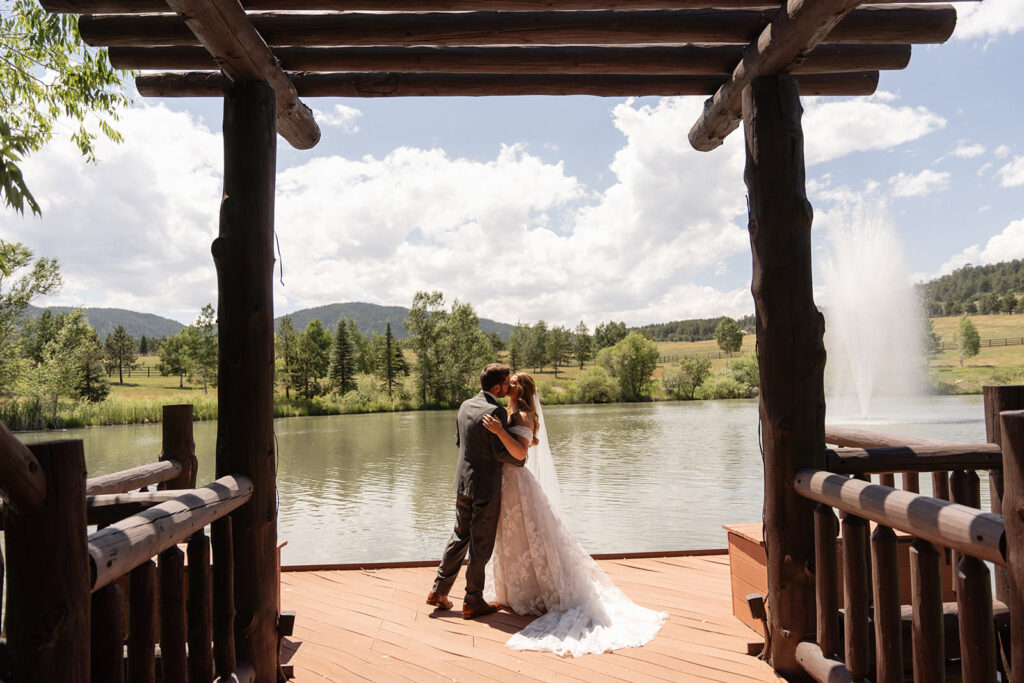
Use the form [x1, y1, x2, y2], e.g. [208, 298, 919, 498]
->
[427, 362, 527, 619]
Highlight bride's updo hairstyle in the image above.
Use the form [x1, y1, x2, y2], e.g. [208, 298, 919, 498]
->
[511, 372, 541, 446]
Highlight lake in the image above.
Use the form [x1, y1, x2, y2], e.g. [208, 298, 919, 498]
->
[18, 394, 988, 565]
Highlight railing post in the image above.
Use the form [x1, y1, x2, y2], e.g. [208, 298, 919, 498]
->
[985, 384, 1024, 605]
[999, 409, 1024, 683]
[215, 79, 279, 681]
[3, 440, 89, 681]
[743, 73, 825, 676]
[159, 404, 197, 490]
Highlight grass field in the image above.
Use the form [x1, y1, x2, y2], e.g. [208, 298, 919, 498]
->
[99, 314, 1024, 406]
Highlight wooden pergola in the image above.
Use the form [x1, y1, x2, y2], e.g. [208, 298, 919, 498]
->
[31, 0, 964, 680]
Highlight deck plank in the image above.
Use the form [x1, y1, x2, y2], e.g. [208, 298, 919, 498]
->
[281, 555, 782, 682]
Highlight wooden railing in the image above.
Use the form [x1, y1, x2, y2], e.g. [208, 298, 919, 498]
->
[0, 404, 259, 682]
[787, 388, 1023, 683]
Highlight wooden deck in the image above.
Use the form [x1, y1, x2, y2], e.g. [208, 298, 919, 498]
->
[279, 552, 783, 682]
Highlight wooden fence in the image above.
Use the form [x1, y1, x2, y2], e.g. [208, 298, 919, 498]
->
[940, 336, 1024, 351]
[658, 348, 752, 364]
[789, 385, 1024, 682]
[0, 404, 263, 682]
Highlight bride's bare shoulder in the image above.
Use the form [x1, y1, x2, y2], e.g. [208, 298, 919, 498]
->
[511, 411, 536, 429]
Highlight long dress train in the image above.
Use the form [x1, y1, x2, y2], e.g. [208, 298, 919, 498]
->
[484, 424, 667, 657]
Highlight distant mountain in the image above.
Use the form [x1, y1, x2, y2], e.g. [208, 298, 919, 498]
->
[25, 305, 185, 340]
[276, 302, 515, 340]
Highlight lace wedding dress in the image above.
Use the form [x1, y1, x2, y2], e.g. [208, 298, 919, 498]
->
[483, 404, 667, 657]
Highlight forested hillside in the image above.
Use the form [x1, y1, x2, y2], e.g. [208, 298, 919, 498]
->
[26, 305, 184, 339]
[916, 259, 1024, 316]
[634, 315, 756, 342]
[276, 301, 515, 340]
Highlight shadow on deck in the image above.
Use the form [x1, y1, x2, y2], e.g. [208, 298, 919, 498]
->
[280, 553, 782, 682]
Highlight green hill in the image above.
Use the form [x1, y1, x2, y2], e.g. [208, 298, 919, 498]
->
[275, 302, 515, 340]
[25, 305, 185, 340]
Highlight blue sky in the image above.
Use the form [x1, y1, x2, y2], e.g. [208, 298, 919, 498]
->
[2, 0, 1022, 329]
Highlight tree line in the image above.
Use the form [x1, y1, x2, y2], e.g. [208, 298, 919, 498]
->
[634, 314, 756, 342]
[917, 259, 1024, 317]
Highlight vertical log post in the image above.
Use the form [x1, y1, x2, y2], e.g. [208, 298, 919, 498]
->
[842, 514, 871, 680]
[159, 404, 197, 490]
[985, 385, 1024, 606]
[188, 531, 214, 683]
[902, 472, 920, 493]
[999, 409, 1024, 683]
[932, 471, 950, 501]
[213, 516, 237, 678]
[743, 73, 825, 676]
[91, 583, 125, 683]
[871, 525, 902, 683]
[879, 472, 895, 488]
[215, 79, 279, 680]
[949, 469, 981, 591]
[910, 538, 944, 681]
[3, 440, 89, 681]
[956, 556, 995, 683]
[128, 559, 157, 683]
[159, 546, 188, 683]
[814, 504, 840, 658]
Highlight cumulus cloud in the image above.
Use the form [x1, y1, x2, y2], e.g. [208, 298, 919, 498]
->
[0, 104, 222, 322]
[935, 217, 1024, 276]
[955, 0, 1024, 39]
[997, 157, 1024, 187]
[952, 143, 986, 159]
[888, 169, 951, 198]
[802, 93, 946, 165]
[311, 104, 363, 132]
[996, 145, 1012, 159]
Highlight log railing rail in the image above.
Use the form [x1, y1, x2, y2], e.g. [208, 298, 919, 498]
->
[791, 387, 1024, 683]
[1, 404, 266, 683]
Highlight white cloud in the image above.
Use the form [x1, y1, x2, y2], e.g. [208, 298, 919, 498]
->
[5, 97, 758, 327]
[802, 94, 946, 165]
[888, 169, 951, 198]
[312, 104, 363, 132]
[0, 104, 222, 322]
[936, 217, 1024, 276]
[997, 157, 1024, 186]
[952, 143, 986, 159]
[955, 0, 1024, 39]
[996, 145, 1011, 159]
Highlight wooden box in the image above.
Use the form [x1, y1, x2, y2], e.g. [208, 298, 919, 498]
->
[723, 522, 957, 635]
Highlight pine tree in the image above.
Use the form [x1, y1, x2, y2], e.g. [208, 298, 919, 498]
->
[104, 324, 137, 384]
[328, 318, 357, 394]
[377, 321, 401, 397]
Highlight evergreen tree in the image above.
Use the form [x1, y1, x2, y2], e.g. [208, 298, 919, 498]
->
[523, 321, 548, 372]
[76, 326, 110, 403]
[508, 322, 529, 371]
[328, 317, 357, 395]
[1003, 293, 1018, 314]
[593, 320, 627, 351]
[375, 321, 404, 397]
[276, 315, 299, 398]
[920, 318, 942, 364]
[546, 325, 572, 377]
[104, 324, 137, 384]
[572, 320, 592, 369]
[139, 335, 148, 355]
[295, 319, 332, 398]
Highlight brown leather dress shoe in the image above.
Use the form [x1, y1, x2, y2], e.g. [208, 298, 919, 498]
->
[461, 601, 500, 620]
[425, 592, 453, 610]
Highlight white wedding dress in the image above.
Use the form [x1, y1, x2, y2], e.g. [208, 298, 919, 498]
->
[483, 401, 667, 657]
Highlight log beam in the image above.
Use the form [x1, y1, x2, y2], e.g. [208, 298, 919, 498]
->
[79, 7, 958, 49]
[137, 70, 879, 97]
[215, 80, 279, 683]
[794, 469, 1006, 564]
[743, 74, 825, 676]
[159, 0, 319, 149]
[0, 419, 46, 514]
[110, 43, 912, 74]
[43, 0, 976, 12]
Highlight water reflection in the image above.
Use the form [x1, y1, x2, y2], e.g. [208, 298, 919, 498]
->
[17, 394, 986, 564]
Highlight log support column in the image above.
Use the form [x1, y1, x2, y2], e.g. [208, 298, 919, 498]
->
[742, 74, 825, 678]
[214, 79, 279, 681]
[999, 409, 1024, 683]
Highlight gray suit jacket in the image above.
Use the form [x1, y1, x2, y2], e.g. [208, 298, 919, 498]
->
[453, 391, 526, 499]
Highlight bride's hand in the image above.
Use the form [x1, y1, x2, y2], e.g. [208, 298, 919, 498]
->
[482, 414, 502, 434]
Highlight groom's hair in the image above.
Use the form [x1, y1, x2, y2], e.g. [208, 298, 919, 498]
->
[480, 363, 511, 391]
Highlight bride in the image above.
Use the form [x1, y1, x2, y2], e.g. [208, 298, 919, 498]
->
[479, 372, 667, 657]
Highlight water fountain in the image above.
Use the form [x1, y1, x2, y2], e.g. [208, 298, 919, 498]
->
[819, 198, 926, 421]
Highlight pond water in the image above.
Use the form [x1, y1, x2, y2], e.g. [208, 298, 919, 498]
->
[18, 394, 987, 565]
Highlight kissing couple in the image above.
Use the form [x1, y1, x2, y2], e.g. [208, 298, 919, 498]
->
[426, 363, 666, 656]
